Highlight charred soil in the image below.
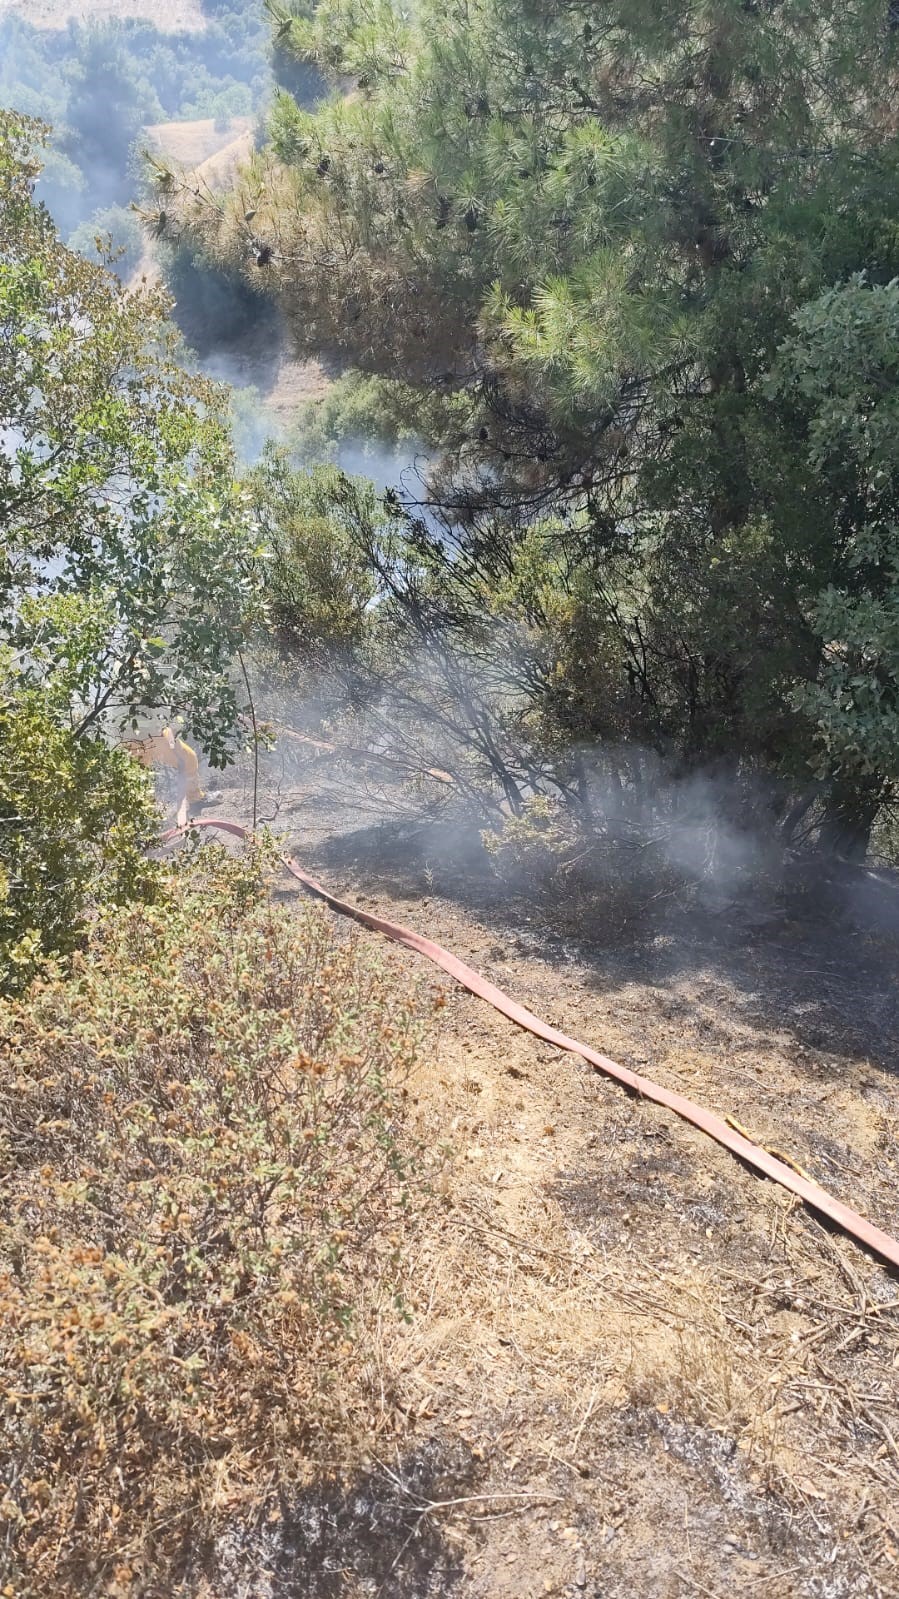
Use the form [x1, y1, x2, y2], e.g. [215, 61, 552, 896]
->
[193, 751, 899, 1598]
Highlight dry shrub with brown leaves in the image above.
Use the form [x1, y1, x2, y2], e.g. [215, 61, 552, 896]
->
[482, 795, 684, 934]
[0, 843, 427, 1597]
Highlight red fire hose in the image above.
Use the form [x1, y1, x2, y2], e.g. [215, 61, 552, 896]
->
[163, 818, 899, 1274]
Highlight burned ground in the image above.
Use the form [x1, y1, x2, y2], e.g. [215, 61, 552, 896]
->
[186, 750, 899, 1598]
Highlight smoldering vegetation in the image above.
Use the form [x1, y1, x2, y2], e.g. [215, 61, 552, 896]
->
[231, 432, 899, 945]
[6, 0, 898, 929]
[224, 639, 899, 972]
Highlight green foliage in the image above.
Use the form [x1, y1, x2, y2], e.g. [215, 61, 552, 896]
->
[482, 793, 578, 871]
[248, 450, 378, 658]
[0, 114, 259, 762]
[0, 843, 425, 1595]
[0, 672, 160, 992]
[772, 279, 899, 786]
[0, 114, 261, 979]
[232, 0, 899, 394]
[127, 0, 899, 844]
[213, 0, 899, 844]
[286, 369, 469, 463]
[67, 203, 145, 279]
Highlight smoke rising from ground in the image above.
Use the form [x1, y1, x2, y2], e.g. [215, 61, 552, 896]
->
[8, 4, 897, 931]
[214, 673, 899, 964]
[334, 439, 432, 499]
[238, 647, 824, 916]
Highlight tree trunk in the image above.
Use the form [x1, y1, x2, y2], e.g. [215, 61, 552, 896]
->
[818, 778, 884, 862]
[780, 782, 824, 846]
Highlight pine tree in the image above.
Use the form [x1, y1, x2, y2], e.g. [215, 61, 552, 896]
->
[185, 0, 899, 841]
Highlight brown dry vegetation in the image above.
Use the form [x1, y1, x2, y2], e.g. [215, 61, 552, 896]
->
[4, 742, 898, 1597]
[185, 749, 899, 1599]
[0, 845, 430, 1597]
[127, 122, 254, 298]
[145, 118, 253, 178]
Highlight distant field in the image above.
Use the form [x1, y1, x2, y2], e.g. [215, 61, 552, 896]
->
[0, 0, 205, 28]
[146, 116, 253, 173]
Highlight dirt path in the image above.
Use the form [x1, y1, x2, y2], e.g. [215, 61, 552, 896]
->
[206, 756, 899, 1597]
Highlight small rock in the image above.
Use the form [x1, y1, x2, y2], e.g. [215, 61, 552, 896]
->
[575, 1557, 587, 1588]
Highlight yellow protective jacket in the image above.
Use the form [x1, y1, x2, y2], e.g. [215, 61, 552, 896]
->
[123, 728, 205, 807]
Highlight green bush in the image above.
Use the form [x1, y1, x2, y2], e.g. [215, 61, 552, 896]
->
[0, 680, 160, 993]
[0, 843, 426, 1596]
[0, 114, 263, 987]
[68, 204, 145, 279]
[285, 370, 468, 464]
[249, 449, 378, 659]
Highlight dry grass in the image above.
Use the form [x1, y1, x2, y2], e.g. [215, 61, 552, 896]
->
[379, 976, 899, 1595]
[145, 117, 253, 174]
[222, 750, 899, 1595]
[9, 731, 899, 1594]
[0, 844, 433, 1597]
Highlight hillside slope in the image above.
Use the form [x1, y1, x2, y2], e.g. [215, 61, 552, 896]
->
[196, 752, 899, 1598]
[145, 116, 252, 171]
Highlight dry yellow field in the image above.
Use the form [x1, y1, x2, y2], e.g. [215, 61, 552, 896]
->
[0, 0, 205, 28]
[145, 116, 253, 172]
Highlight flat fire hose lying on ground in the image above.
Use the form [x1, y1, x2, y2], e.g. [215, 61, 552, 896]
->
[162, 818, 899, 1273]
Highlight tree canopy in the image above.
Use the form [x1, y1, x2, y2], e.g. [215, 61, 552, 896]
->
[0, 114, 259, 981]
[164, 0, 899, 849]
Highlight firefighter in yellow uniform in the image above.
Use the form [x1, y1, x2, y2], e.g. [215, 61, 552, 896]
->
[122, 727, 210, 817]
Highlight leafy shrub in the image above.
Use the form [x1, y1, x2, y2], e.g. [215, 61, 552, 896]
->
[0, 680, 160, 993]
[1, 115, 259, 772]
[68, 204, 145, 280]
[285, 370, 468, 464]
[482, 794, 579, 875]
[0, 115, 260, 987]
[482, 793, 691, 935]
[249, 450, 378, 659]
[0, 844, 425, 1596]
